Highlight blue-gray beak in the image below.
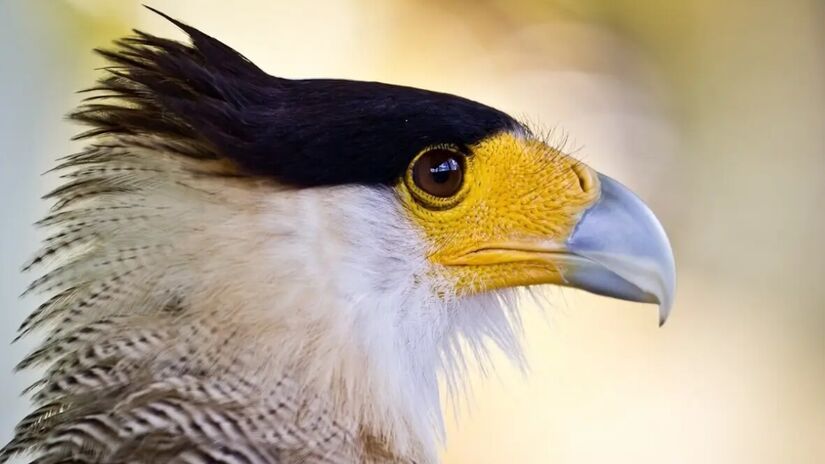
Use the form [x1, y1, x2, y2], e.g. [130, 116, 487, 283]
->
[565, 174, 676, 325]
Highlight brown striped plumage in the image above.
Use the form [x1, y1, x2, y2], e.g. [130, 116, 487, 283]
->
[4, 159, 403, 462]
[4, 145, 426, 462]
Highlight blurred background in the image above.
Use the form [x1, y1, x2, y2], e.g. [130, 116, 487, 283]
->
[1, 1, 823, 463]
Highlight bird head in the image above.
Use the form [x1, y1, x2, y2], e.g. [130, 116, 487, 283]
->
[8, 8, 675, 463]
[396, 132, 674, 320]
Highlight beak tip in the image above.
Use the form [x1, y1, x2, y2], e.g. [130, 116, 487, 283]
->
[655, 267, 675, 327]
[658, 257, 676, 327]
[658, 305, 669, 327]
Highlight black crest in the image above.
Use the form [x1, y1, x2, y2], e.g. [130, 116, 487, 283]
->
[73, 7, 522, 187]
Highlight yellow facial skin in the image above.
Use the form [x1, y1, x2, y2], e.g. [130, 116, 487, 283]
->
[396, 131, 600, 295]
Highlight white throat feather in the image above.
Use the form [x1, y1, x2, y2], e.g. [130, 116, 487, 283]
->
[14, 140, 526, 462]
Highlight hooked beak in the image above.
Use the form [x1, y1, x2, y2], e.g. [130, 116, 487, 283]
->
[440, 173, 676, 325]
[564, 174, 676, 325]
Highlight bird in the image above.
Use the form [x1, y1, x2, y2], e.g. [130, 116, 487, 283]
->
[2, 7, 675, 464]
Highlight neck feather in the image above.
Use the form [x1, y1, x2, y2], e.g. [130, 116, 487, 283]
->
[18, 140, 525, 462]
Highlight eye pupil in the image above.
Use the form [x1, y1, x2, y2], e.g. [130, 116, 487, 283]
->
[430, 159, 459, 184]
[411, 149, 464, 198]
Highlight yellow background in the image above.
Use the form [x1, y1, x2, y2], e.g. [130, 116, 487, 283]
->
[1, 1, 823, 463]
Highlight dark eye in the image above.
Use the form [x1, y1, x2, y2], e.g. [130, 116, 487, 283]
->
[411, 149, 464, 197]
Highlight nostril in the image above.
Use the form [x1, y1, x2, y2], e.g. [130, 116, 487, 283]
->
[572, 163, 595, 193]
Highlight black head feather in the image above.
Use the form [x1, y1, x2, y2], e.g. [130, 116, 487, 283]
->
[72, 7, 522, 187]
